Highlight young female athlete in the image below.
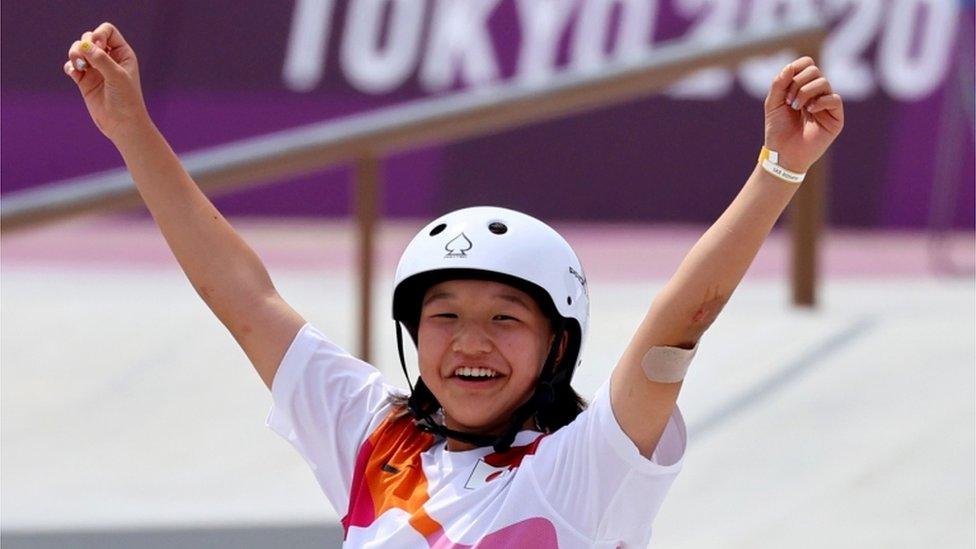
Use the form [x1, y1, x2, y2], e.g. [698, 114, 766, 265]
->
[64, 22, 843, 547]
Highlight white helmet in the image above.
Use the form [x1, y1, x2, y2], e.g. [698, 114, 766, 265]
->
[391, 206, 590, 450]
[392, 206, 589, 374]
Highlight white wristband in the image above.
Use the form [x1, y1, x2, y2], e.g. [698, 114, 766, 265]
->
[759, 147, 805, 184]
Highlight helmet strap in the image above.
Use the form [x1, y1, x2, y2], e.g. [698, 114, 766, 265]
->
[395, 321, 414, 393]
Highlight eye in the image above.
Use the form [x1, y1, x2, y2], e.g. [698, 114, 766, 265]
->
[493, 315, 518, 322]
[432, 313, 457, 319]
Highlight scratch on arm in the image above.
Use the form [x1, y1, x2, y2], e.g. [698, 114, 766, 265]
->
[685, 286, 728, 345]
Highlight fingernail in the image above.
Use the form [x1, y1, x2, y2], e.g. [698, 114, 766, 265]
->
[74, 58, 87, 71]
[791, 99, 799, 110]
[81, 41, 93, 53]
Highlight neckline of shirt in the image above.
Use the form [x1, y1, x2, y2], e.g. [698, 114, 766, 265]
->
[430, 430, 544, 466]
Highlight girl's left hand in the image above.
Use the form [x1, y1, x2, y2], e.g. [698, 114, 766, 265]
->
[763, 57, 844, 173]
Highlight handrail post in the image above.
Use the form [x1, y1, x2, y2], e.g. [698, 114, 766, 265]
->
[354, 154, 380, 362]
[791, 152, 825, 306]
[790, 45, 827, 307]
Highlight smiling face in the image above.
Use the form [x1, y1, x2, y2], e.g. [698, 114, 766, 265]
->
[417, 279, 560, 444]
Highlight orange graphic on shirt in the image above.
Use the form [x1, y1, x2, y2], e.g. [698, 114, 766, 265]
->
[343, 413, 441, 538]
[342, 412, 549, 544]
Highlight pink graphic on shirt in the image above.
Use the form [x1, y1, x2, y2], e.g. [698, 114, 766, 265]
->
[342, 438, 377, 532]
[426, 517, 559, 548]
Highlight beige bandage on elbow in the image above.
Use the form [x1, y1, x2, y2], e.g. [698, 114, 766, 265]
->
[640, 343, 698, 383]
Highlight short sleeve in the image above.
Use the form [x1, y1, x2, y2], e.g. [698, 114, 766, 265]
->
[527, 378, 686, 545]
[265, 323, 396, 515]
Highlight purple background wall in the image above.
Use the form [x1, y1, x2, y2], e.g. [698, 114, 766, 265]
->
[2, 0, 973, 228]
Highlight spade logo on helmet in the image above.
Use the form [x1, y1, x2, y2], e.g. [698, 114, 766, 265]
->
[445, 233, 473, 258]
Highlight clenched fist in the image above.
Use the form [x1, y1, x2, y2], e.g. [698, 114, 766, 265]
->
[64, 22, 150, 144]
[763, 57, 844, 174]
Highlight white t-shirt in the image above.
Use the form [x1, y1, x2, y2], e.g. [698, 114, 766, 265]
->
[267, 323, 686, 548]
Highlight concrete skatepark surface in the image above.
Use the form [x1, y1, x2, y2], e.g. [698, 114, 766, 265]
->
[2, 218, 974, 548]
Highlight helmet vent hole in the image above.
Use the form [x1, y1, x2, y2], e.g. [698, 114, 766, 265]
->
[567, 296, 573, 305]
[488, 222, 508, 235]
[429, 223, 447, 236]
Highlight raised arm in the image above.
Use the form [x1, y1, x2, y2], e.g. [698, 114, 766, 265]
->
[611, 57, 844, 456]
[64, 23, 305, 389]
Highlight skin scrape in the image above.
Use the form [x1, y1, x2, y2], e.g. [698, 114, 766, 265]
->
[688, 288, 728, 340]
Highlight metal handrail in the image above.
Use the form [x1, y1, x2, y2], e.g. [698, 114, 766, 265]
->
[0, 22, 829, 359]
[1, 23, 825, 228]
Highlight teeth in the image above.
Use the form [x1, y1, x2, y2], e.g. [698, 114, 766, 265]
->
[455, 367, 497, 378]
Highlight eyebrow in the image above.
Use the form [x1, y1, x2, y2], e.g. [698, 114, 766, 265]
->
[423, 292, 453, 306]
[494, 293, 532, 310]
[422, 291, 532, 310]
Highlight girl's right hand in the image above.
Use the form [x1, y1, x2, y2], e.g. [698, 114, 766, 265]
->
[64, 22, 151, 144]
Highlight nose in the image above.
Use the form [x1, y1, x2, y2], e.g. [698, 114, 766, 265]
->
[451, 321, 492, 356]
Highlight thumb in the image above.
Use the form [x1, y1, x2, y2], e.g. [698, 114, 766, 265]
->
[764, 63, 793, 111]
[80, 41, 125, 81]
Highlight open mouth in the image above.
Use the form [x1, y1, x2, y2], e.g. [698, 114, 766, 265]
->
[452, 366, 502, 383]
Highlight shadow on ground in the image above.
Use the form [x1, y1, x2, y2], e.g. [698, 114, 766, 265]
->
[1, 523, 345, 549]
